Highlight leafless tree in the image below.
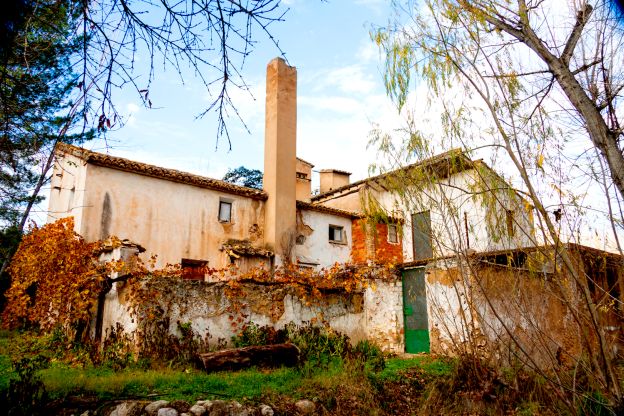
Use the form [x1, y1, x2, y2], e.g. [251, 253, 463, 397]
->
[0, 0, 293, 275]
[79, 0, 290, 149]
[373, 0, 623, 411]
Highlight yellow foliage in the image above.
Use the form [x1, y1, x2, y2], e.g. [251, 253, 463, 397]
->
[2, 217, 104, 331]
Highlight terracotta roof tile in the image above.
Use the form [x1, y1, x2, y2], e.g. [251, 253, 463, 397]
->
[296, 200, 361, 219]
[56, 143, 268, 200]
[311, 148, 472, 201]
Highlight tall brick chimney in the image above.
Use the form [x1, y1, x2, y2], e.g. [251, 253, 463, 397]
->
[263, 58, 297, 262]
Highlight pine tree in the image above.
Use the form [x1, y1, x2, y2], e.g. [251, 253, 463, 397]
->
[0, 1, 93, 304]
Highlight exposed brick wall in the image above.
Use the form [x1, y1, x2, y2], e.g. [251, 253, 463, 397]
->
[374, 223, 403, 264]
[351, 219, 403, 264]
[351, 219, 368, 263]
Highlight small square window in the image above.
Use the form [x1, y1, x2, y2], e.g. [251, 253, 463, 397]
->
[387, 224, 398, 243]
[219, 201, 232, 222]
[329, 225, 344, 243]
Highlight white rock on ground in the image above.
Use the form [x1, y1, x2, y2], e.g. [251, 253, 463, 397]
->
[108, 401, 143, 416]
[294, 399, 316, 415]
[227, 401, 249, 416]
[259, 404, 274, 416]
[188, 404, 206, 416]
[157, 408, 178, 416]
[195, 400, 212, 409]
[145, 400, 170, 415]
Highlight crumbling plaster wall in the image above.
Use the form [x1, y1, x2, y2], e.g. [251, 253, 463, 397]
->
[296, 209, 352, 267]
[351, 219, 403, 264]
[80, 164, 266, 269]
[424, 262, 477, 356]
[425, 261, 583, 365]
[364, 279, 404, 352]
[316, 169, 535, 263]
[471, 264, 583, 365]
[101, 276, 404, 353]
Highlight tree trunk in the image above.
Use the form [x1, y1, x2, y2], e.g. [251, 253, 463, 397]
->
[483, 4, 624, 202]
[198, 343, 300, 372]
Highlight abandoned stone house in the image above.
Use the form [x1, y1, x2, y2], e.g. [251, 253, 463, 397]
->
[47, 58, 622, 358]
[48, 57, 533, 273]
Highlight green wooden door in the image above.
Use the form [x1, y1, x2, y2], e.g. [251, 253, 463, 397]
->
[402, 267, 430, 353]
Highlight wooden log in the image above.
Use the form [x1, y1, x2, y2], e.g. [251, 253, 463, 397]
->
[198, 343, 300, 372]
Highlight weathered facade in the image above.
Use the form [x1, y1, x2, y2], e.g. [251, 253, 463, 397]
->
[100, 277, 405, 353]
[49, 57, 621, 360]
[405, 245, 624, 362]
[313, 151, 535, 264]
[96, 241, 404, 353]
[48, 58, 359, 271]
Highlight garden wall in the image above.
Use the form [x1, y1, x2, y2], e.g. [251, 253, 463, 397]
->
[425, 260, 585, 366]
[100, 277, 405, 353]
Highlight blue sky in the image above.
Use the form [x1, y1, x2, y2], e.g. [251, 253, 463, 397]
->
[90, 0, 400, 191]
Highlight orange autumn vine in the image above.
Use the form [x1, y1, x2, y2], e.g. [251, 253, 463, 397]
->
[1, 217, 105, 332]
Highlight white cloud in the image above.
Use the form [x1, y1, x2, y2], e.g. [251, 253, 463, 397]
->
[307, 64, 377, 95]
[356, 40, 380, 64]
[124, 102, 141, 127]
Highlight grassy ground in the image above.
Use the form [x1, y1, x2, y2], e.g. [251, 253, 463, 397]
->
[0, 330, 451, 409]
[4, 330, 598, 415]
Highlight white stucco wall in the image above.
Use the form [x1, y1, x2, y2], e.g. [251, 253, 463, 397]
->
[296, 209, 352, 267]
[47, 151, 89, 231]
[51, 158, 267, 270]
[422, 261, 477, 355]
[364, 279, 404, 353]
[355, 169, 535, 262]
[100, 276, 404, 353]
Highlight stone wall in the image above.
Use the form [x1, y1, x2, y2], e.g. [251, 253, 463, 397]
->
[425, 260, 585, 366]
[101, 276, 404, 353]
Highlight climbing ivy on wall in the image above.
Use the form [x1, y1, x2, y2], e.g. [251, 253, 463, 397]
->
[2, 217, 399, 346]
[2, 217, 105, 334]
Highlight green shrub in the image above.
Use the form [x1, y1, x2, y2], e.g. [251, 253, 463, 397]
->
[579, 391, 613, 416]
[1, 354, 49, 416]
[98, 323, 135, 370]
[232, 323, 286, 347]
[353, 339, 386, 372]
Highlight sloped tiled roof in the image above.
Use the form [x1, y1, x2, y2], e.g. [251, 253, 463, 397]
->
[56, 143, 268, 200]
[296, 157, 314, 168]
[296, 200, 361, 219]
[312, 149, 473, 201]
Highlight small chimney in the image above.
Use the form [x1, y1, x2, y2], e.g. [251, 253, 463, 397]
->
[319, 169, 351, 194]
[296, 157, 314, 201]
[263, 58, 297, 261]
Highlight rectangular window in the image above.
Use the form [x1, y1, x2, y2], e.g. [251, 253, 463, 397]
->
[387, 224, 398, 243]
[329, 225, 344, 243]
[181, 259, 208, 280]
[219, 200, 232, 222]
[506, 210, 515, 237]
